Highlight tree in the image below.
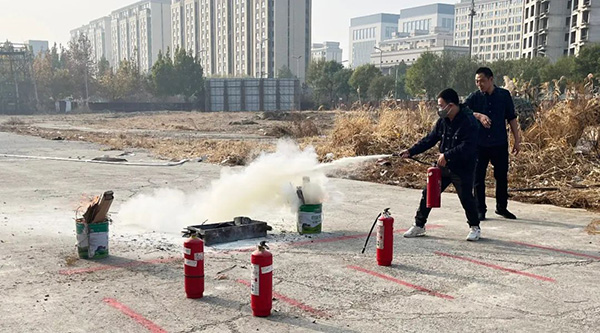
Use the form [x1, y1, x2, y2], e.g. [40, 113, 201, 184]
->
[150, 50, 176, 97]
[391, 62, 408, 100]
[369, 76, 395, 100]
[97, 59, 146, 101]
[32, 46, 73, 107]
[172, 48, 204, 101]
[487, 59, 515, 84]
[450, 56, 479, 96]
[511, 57, 551, 86]
[67, 34, 95, 101]
[349, 64, 382, 100]
[306, 60, 348, 107]
[97, 56, 111, 77]
[574, 43, 600, 79]
[277, 65, 294, 79]
[405, 52, 444, 99]
[540, 56, 576, 82]
[333, 67, 354, 104]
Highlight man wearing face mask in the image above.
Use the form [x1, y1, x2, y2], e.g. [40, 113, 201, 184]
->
[396, 88, 481, 241]
[465, 67, 521, 221]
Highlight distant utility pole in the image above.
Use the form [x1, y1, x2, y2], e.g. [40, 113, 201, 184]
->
[469, 0, 476, 58]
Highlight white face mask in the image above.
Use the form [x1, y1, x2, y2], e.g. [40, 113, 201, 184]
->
[437, 104, 450, 118]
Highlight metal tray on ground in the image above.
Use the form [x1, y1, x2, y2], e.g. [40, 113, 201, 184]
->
[182, 217, 272, 246]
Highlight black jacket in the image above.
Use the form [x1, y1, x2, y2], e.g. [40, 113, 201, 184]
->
[408, 105, 479, 177]
[464, 86, 516, 147]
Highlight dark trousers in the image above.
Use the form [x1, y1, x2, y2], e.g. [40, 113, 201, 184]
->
[474, 144, 509, 213]
[415, 167, 480, 228]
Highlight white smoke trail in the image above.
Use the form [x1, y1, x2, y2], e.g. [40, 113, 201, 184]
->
[118, 140, 387, 233]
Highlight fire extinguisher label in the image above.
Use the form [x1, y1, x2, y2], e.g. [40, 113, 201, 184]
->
[376, 221, 384, 249]
[184, 259, 197, 267]
[194, 252, 204, 261]
[183, 247, 191, 255]
[251, 264, 260, 296]
[261, 265, 273, 274]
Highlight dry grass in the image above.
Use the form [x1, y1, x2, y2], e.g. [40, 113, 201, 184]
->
[315, 98, 600, 210]
[266, 113, 321, 138]
[2, 117, 26, 126]
[585, 220, 600, 235]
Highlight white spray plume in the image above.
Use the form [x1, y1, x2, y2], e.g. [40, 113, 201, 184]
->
[118, 140, 387, 233]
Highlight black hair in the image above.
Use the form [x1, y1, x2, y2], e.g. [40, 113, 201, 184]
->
[437, 88, 459, 106]
[476, 67, 494, 78]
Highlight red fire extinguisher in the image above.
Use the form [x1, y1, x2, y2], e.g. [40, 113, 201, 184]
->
[376, 208, 394, 266]
[251, 241, 273, 317]
[426, 164, 442, 208]
[183, 231, 204, 299]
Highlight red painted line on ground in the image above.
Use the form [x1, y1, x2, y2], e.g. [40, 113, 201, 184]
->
[103, 298, 166, 333]
[59, 257, 180, 275]
[512, 241, 600, 260]
[236, 279, 329, 317]
[434, 251, 555, 282]
[346, 265, 454, 300]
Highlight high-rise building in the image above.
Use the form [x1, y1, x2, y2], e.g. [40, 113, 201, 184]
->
[171, 0, 311, 80]
[566, 0, 600, 56]
[71, 17, 113, 65]
[521, 0, 570, 60]
[454, 0, 524, 61]
[110, 0, 172, 72]
[311, 42, 343, 63]
[349, 13, 400, 68]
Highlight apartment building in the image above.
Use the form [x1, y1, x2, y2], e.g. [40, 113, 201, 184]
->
[521, 0, 571, 60]
[171, 0, 311, 80]
[70, 17, 113, 65]
[454, 0, 524, 61]
[349, 13, 400, 68]
[567, 0, 600, 56]
[110, 0, 171, 72]
[311, 42, 343, 63]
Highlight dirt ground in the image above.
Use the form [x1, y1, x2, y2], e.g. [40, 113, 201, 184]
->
[1, 110, 599, 213]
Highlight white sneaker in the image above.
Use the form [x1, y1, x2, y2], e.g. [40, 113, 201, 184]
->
[403, 225, 426, 238]
[466, 226, 481, 241]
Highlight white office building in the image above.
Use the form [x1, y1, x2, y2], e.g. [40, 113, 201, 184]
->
[311, 42, 343, 63]
[399, 3, 455, 34]
[349, 13, 400, 68]
[373, 29, 468, 72]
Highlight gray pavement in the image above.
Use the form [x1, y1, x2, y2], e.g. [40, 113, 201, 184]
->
[1, 131, 599, 333]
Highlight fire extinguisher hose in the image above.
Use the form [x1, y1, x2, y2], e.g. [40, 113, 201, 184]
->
[361, 211, 383, 254]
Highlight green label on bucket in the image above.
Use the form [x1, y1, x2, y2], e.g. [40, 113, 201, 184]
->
[298, 204, 322, 234]
[76, 221, 109, 259]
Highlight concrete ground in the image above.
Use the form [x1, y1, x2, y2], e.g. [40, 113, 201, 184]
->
[1, 131, 599, 333]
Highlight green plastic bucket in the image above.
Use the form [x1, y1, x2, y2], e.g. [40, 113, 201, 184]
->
[76, 220, 109, 259]
[297, 204, 322, 234]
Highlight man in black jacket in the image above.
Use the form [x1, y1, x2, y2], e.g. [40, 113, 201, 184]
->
[398, 88, 481, 241]
[465, 67, 521, 220]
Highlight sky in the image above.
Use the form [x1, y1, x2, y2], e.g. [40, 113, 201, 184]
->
[0, 0, 456, 60]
